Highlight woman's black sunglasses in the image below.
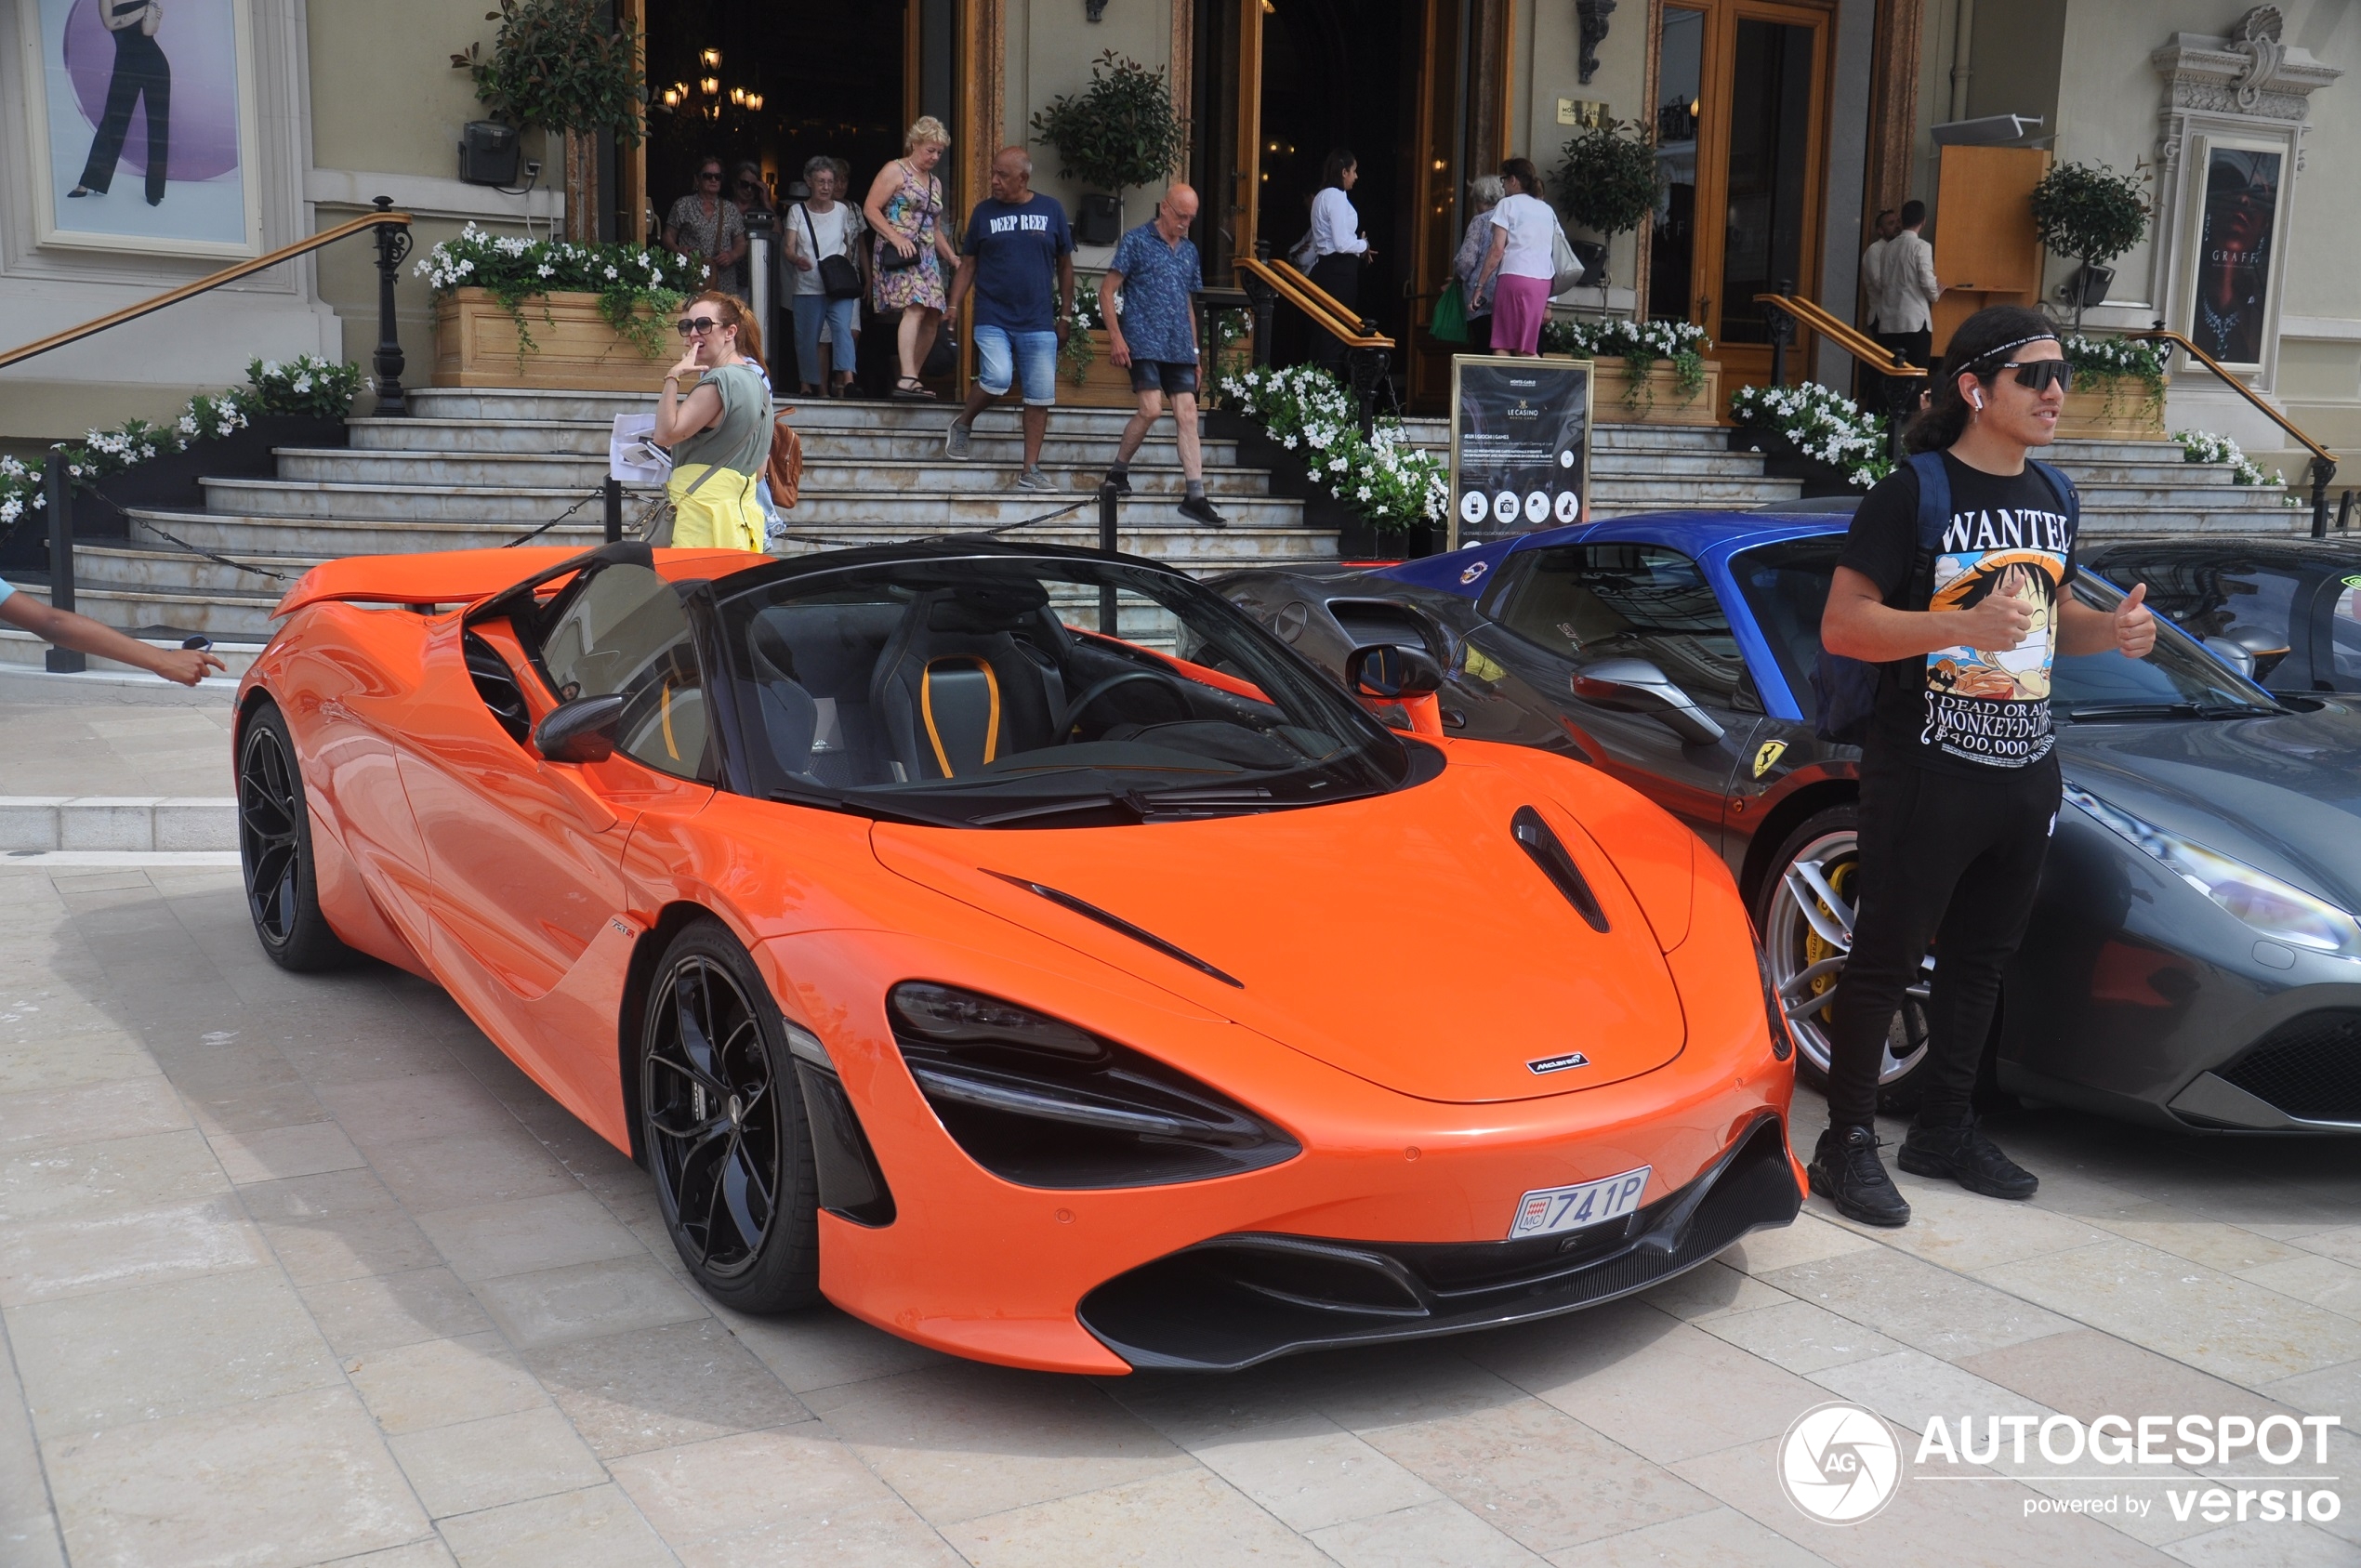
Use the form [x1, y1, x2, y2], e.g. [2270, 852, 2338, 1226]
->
[675, 315, 721, 336]
[1997, 359, 2074, 393]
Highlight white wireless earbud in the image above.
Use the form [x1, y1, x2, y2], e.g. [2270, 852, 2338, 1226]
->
[1969, 389, 1985, 410]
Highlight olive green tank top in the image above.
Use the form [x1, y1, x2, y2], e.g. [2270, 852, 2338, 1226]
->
[668, 362, 771, 476]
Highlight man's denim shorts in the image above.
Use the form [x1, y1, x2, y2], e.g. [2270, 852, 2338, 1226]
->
[974, 324, 1059, 406]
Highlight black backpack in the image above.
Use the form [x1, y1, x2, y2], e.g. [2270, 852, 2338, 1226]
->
[1810, 450, 2079, 744]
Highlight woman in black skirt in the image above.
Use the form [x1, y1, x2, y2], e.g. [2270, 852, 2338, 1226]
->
[1305, 149, 1371, 372]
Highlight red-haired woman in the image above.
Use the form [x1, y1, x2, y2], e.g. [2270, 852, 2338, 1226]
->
[653, 291, 772, 552]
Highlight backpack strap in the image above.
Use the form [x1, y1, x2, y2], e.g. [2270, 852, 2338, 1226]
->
[1907, 449, 1952, 554]
[2026, 457, 2080, 534]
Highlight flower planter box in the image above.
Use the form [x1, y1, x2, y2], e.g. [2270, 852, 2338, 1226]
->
[432, 287, 669, 393]
[1584, 359, 1722, 425]
[1728, 425, 1863, 499]
[2055, 377, 2167, 441]
[1204, 408, 1442, 560]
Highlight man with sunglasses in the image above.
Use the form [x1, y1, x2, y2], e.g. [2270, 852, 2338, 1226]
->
[1812, 306, 2156, 1228]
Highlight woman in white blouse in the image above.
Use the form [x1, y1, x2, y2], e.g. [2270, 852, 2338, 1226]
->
[1471, 158, 1559, 356]
[1305, 149, 1372, 370]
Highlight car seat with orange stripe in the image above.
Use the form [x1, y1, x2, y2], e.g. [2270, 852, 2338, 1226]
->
[870, 582, 1067, 781]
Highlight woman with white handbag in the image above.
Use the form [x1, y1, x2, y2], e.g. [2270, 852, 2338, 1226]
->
[1470, 159, 1584, 356]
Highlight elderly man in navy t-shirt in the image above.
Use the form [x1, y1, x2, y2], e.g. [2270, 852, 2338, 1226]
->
[944, 147, 1075, 493]
[1101, 184, 1224, 528]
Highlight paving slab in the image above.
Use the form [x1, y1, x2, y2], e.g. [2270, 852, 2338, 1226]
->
[0, 861, 2350, 1566]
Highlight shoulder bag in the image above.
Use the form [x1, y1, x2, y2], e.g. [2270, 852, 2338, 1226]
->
[802, 205, 864, 299]
[1549, 220, 1587, 297]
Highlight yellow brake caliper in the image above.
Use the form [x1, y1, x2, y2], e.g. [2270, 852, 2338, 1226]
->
[1801, 859, 1854, 1008]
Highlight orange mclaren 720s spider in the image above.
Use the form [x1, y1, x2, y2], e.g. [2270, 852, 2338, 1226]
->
[233, 537, 1804, 1373]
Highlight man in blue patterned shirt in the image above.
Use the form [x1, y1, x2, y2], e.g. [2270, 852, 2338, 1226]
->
[1100, 184, 1224, 528]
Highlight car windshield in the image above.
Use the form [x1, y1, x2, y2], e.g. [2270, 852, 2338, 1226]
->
[709, 553, 1415, 826]
[1729, 534, 2284, 721]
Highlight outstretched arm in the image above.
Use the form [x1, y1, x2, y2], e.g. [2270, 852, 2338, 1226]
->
[0, 593, 223, 684]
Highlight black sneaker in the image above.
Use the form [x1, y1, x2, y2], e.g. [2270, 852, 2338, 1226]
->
[1808, 1125, 1912, 1227]
[1177, 495, 1228, 529]
[1102, 470, 1133, 495]
[1897, 1119, 2039, 1200]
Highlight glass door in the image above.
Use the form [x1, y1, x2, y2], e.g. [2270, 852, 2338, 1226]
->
[1648, 0, 1830, 398]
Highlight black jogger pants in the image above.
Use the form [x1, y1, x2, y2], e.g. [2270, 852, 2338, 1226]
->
[1822, 750, 2061, 1129]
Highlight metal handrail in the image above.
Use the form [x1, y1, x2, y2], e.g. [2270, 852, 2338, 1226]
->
[2132, 325, 2339, 537]
[0, 205, 407, 369]
[1236, 257, 1394, 350]
[1753, 291, 1926, 378]
[1234, 241, 1394, 438]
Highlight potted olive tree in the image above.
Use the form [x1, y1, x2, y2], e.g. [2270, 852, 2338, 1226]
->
[1030, 51, 1189, 246]
[2030, 161, 2150, 333]
[1554, 118, 1658, 310]
[455, 0, 644, 242]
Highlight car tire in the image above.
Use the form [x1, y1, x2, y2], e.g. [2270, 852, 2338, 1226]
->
[237, 700, 356, 973]
[640, 918, 821, 1313]
[1754, 803, 1935, 1113]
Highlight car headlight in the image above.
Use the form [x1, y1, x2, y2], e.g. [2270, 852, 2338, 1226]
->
[2064, 784, 2361, 960]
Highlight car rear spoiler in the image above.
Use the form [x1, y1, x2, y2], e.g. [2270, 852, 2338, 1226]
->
[270, 543, 750, 621]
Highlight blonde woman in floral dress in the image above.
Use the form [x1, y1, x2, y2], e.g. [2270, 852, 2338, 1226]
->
[863, 117, 959, 400]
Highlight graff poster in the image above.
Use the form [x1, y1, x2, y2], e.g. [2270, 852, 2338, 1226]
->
[26, 0, 259, 255]
[1448, 355, 1591, 549]
[2190, 144, 2282, 368]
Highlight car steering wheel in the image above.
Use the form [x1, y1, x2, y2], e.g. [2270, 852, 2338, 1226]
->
[1055, 668, 1194, 740]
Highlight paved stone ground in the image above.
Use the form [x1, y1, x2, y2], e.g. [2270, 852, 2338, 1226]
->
[0, 678, 237, 798]
[0, 861, 2354, 1568]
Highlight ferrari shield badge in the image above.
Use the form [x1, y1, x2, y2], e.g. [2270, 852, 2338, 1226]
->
[1751, 739, 1787, 779]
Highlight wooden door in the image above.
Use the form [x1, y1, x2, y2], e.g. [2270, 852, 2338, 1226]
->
[1648, 0, 1832, 399]
[1406, 0, 1471, 409]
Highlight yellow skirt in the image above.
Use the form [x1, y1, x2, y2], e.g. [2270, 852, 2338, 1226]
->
[666, 463, 767, 552]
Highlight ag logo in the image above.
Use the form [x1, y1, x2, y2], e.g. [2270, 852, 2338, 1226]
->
[1751, 739, 1787, 779]
[1777, 1402, 1901, 1524]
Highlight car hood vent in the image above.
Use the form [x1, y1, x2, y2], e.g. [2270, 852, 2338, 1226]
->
[984, 871, 1245, 988]
[1511, 806, 1610, 932]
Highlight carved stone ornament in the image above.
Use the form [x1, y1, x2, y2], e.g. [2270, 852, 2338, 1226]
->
[1576, 0, 1616, 86]
[2152, 9, 2340, 178]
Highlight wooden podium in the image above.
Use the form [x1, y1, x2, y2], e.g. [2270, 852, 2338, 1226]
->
[1931, 145, 2052, 355]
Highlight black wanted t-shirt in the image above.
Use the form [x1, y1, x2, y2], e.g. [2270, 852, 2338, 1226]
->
[1836, 452, 2077, 773]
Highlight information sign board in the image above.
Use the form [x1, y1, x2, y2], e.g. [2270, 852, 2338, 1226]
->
[1447, 356, 1592, 549]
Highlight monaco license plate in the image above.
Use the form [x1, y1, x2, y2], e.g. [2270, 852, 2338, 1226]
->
[1508, 1166, 1651, 1240]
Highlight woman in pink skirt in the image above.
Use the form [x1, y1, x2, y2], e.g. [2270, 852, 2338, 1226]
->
[1471, 159, 1560, 357]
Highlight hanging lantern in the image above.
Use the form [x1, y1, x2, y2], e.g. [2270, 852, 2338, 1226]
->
[699, 47, 721, 69]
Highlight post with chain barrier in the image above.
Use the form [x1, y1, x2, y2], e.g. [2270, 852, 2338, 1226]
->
[2309, 455, 2337, 540]
[603, 477, 623, 544]
[371, 197, 413, 416]
[44, 444, 83, 673]
[1097, 482, 1119, 637]
[1888, 349, 1913, 463]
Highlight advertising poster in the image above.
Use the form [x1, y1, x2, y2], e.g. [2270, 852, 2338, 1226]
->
[22, 0, 260, 257]
[2188, 143, 2282, 369]
[1448, 355, 1591, 550]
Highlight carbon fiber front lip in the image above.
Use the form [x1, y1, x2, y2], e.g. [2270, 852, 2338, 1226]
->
[1076, 1113, 1802, 1373]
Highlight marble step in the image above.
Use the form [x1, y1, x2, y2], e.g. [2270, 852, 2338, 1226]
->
[405, 388, 1207, 432]
[66, 538, 322, 598]
[1588, 476, 1809, 506]
[0, 622, 261, 678]
[193, 477, 1311, 529]
[128, 507, 613, 558]
[2, 577, 284, 640]
[274, 448, 1276, 498]
[348, 415, 1243, 470]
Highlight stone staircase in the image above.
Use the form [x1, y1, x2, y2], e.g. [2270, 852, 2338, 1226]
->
[0, 390, 2306, 676]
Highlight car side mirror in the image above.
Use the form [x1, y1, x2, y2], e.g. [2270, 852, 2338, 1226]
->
[534, 692, 627, 763]
[1346, 642, 1444, 699]
[2206, 626, 2291, 684]
[1569, 657, 1726, 745]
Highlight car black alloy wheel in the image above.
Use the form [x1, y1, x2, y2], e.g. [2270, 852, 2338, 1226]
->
[236, 702, 351, 972]
[640, 921, 820, 1310]
[1759, 808, 1932, 1103]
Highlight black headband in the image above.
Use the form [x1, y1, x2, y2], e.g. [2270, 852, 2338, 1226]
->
[1963, 330, 2059, 371]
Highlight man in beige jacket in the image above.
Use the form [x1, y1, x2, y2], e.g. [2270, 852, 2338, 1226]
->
[1870, 200, 1942, 375]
